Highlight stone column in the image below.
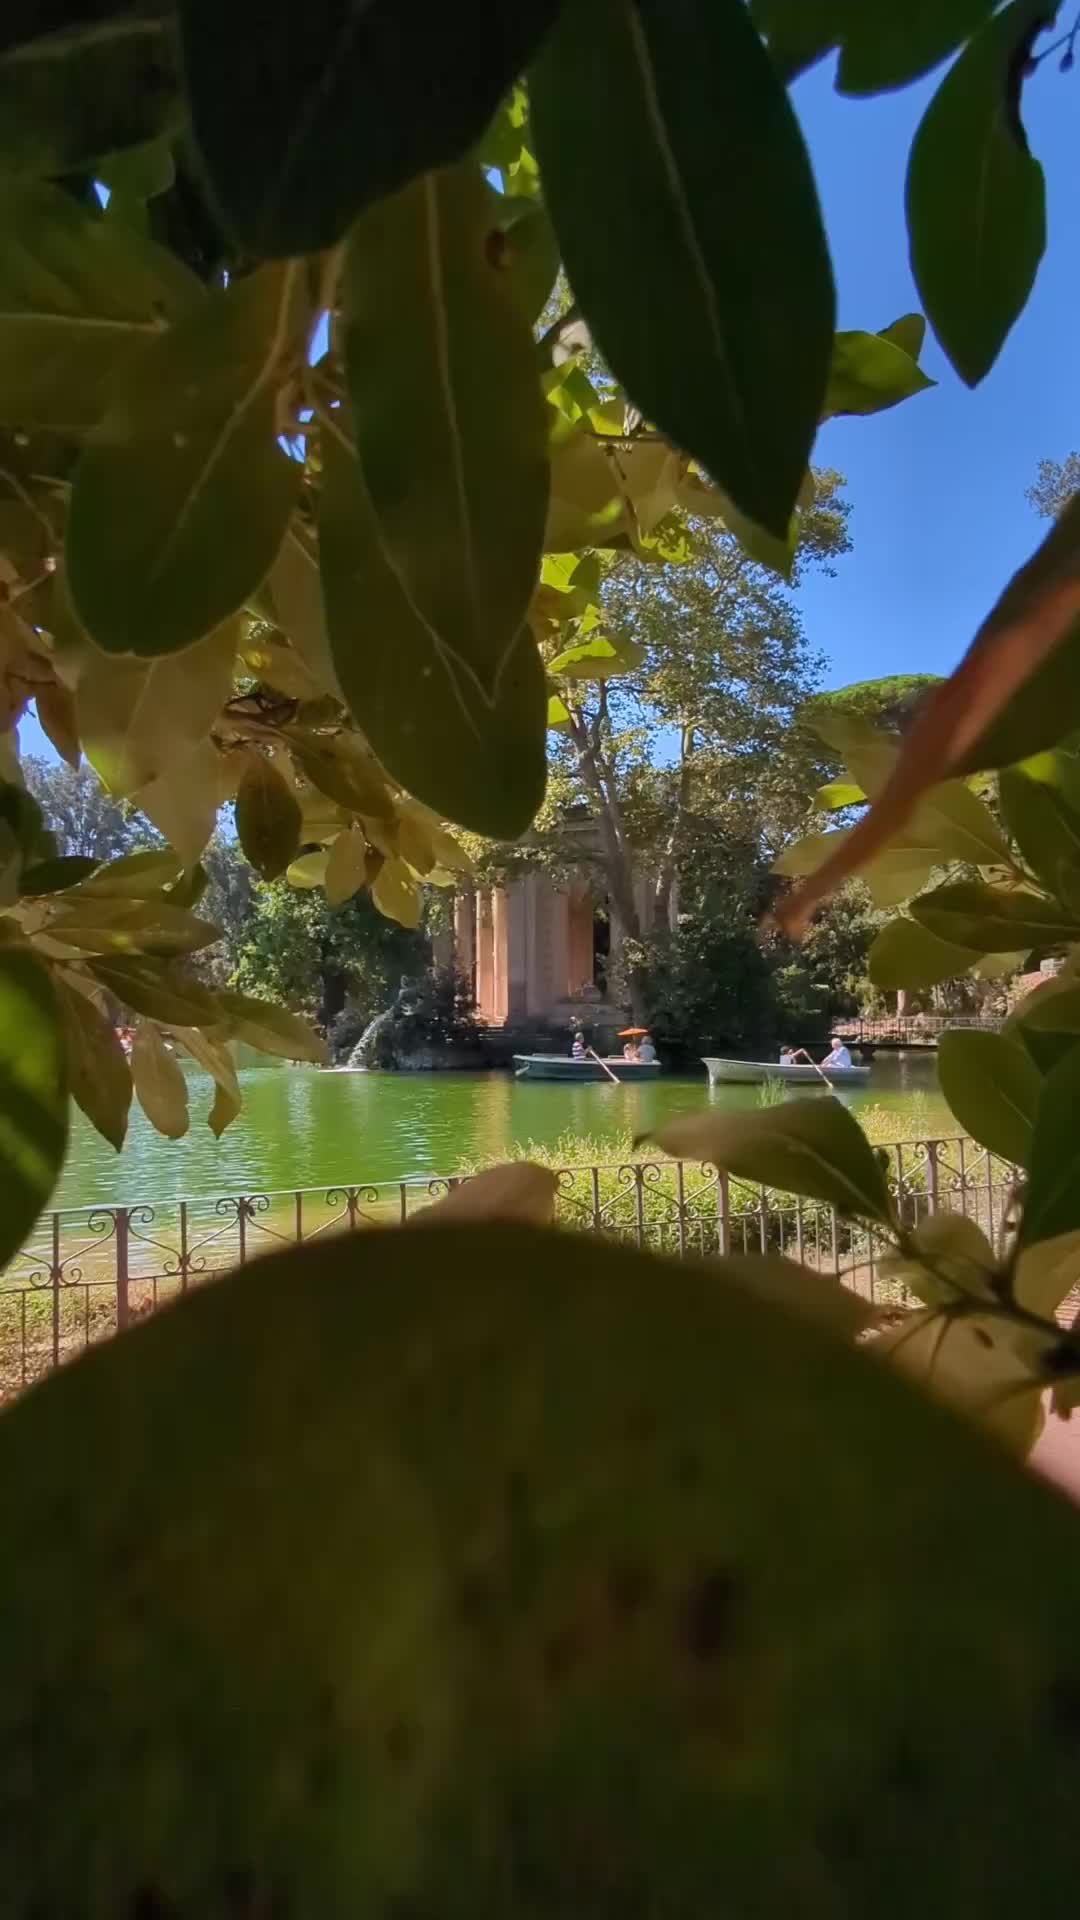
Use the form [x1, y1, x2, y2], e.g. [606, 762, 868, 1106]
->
[550, 888, 570, 1003]
[491, 887, 510, 1024]
[567, 884, 594, 995]
[507, 880, 529, 1024]
[453, 886, 475, 990]
[476, 890, 495, 1021]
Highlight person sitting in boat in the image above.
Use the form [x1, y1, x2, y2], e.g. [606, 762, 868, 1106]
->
[821, 1034, 853, 1069]
[622, 1039, 640, 1061]
[637, 1033, 657, 1064]
[571, 1031, 587, 1060]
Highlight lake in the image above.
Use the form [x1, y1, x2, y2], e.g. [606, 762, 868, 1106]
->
[54, 1051, 951, 1210]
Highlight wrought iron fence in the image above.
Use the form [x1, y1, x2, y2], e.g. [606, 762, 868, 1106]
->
[832, 1014, 1003, 1046]
[0, 1136, 1020, 1403]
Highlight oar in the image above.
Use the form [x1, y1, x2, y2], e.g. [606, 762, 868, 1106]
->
[588, 1046, 621, 1085]
[793, 1047, 834, 1091]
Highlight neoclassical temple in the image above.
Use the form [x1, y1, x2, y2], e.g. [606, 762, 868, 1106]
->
[446, 870, 664, 1030]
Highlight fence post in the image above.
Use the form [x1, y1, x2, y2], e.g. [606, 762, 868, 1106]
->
[925, 1141, 940, 1214]
[50, 1213, 60, 1370]
[115, 1207, 130, 1332]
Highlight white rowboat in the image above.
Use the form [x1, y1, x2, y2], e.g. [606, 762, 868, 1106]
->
[702, 1056, 870, 1087]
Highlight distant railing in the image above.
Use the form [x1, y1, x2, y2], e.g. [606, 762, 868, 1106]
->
[0, 1136, 1022, 1402]
[833, 1014, 1003, 1047]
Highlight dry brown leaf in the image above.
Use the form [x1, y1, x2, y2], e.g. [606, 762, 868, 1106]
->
[776, 493, 1080, 933]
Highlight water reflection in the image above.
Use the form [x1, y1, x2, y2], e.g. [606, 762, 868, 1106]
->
[55, 1051, 948, 1210]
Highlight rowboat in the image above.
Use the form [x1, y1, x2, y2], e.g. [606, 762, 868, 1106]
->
[702, 1056, 870, 1087]
[513, 1054, 661, 1082]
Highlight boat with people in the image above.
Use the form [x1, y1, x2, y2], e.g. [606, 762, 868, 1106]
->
[513, 1055, 661, 1082]
[702, 1056, 870, 1087]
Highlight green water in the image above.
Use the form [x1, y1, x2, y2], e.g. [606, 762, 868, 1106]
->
[54, 1051, 950, 1210]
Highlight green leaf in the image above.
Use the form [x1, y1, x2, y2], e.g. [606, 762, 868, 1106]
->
[1009, 977, 1080, 1036]
[86, 955, 220, 1026]
[181, 0, 559, 255]
[0, 948, 67, 1267]
[836, 2, 1000, 93]
[130, 1019, 189, 1139]
[0, 12, 179, 177]
[815, 781, 865, 810]
[34, 680, 81, 770]
[73, 611, 239, 798]
[340, 164, 549, 707]
[544, 421, 627, 552]
[173, 1025, 241, 1137]
[234, 756, 302, 882]
[547, 635, 645, 681]
[859, 846, 938, 911]
[880, 1212, 1000, 1310]
[867, 917, 977, 991]
[910, 880, 1080, 952]
[288, 734, 393, 823]
[12, 1220, 1080, 1909]
[1014, 1228, 1080, 1318]
[747, 0, 841, 82]
[19, 855, 99, 897]
[323, 824, 369, 908]
[64, 848, 183, 899]
[500, 198, 561, 325]
[999, 767, 1080, 898]
[905, 778, 1011, 867]
[906, 2, 1046, 386]
[371, 856, 422, 930]
[823, 328, 935, 419]
[1021, 1040, 1080, 1248]
[874, 1306, 1046, 1455]
[286, 850, 326, 889]
[646, 1096, 895, 1225]
[56, 976, 131, 1152]
[134, 736, 236, 870]
[67, 265, 303, 656]
[877, 312, 927, 361]
[0, 178, 199, 431]
[937, 1028, 1040, 1167]
[773, 827, 851, 878]
[45, 899, 220, 959]
[530, 0, 835, 539]
[546, 693, 571, 730]
[213, 990, 327, 1065]
[319, 430, 546, 839]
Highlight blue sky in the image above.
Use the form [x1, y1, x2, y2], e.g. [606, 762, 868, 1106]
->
[793, 46, 1080, 689]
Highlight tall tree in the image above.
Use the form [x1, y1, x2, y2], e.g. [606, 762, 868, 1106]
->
[531, 472, 852, 1010]
[230, 881, 429, 1028]
[22, 755, 145, 863]
[1027, 452, 1080, 522]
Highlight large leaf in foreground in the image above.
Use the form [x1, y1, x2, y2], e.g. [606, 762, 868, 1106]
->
[67, 265, 302, 656]
[0, 9, 179, 177]
[1021, 1041, 1080, 1249]
[0, 948, 67, 1265]
[906, 1, 1045, 387]
[181, 0, 559, 254]
[531, 0, 835, 539]
[341, 163, 549, 696]
[0, 177, 199, 431]
[647, 1096, 895, 1224]
[319, 429, 546, 837]
[937, 1027, 1040, 1168]
[3, 1223, 1080, 1910]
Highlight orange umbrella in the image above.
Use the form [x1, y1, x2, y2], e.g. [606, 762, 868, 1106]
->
[618, 1027, 649, 1037]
